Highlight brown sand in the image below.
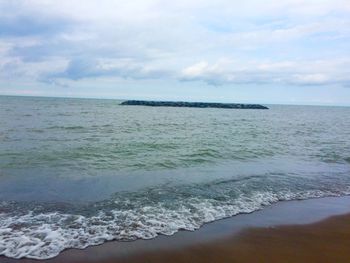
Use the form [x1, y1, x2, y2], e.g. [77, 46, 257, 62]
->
[112, 213, 350, 263]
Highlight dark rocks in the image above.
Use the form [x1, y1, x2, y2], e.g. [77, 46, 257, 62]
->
[120, 100, 269, 110]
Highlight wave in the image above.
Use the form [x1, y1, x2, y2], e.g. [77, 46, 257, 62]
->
[47, 125, 85, 130]
[1, 179, 350, 259]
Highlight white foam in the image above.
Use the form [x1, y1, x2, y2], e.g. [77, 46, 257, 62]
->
[0, 189, 348, 260]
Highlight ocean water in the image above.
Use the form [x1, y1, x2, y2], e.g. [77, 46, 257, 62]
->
[0, 96, 350, 259]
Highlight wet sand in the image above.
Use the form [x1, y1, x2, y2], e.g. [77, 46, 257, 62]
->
[2, 196, 350, 263]
[122, 212, 350, 263]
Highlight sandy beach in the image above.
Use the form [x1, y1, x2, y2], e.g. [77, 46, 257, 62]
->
[119, 212, 350, 263]
[2, 196, 350, 263]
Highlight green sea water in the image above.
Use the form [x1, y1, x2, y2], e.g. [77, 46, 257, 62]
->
[0, 96, 350, 259]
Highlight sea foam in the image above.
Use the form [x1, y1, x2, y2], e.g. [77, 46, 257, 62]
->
[1, 188, 349, 259]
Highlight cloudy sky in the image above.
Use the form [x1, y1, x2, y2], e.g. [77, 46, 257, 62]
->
[0, 0, 350, 105]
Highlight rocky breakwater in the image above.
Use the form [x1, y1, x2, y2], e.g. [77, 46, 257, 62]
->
[120, 100, 269, 109]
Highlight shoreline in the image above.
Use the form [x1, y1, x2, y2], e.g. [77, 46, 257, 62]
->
[124, 210, 350, 263]
[1, 195, 350, 263]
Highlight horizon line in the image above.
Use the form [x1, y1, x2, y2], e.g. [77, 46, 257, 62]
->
[0, 94, 349, 107]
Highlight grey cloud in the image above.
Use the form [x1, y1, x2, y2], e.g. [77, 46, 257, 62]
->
[0, 14, 74, 37]
[1, 0, 350, 94]
[43, 57, 172, 82]
[0, 61, 24, 79]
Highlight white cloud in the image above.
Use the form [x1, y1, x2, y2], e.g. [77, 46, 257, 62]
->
[181, 59, 350, 87]
[0, 0, 350, 103]
[293, 74, 330, 85]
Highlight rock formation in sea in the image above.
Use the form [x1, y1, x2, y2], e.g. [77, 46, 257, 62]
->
[120, 100, 269, 109]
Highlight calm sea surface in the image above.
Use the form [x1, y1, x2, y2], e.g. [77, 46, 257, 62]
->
[1, 96, 350, 259]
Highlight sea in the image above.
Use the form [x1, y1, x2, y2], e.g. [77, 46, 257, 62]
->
[0, 95, 350, 259]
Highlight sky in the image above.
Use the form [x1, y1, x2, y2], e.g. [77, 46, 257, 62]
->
[0, 0, 350, 105]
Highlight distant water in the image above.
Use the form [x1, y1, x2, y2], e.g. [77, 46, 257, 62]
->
[1, 96, 350, 259]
